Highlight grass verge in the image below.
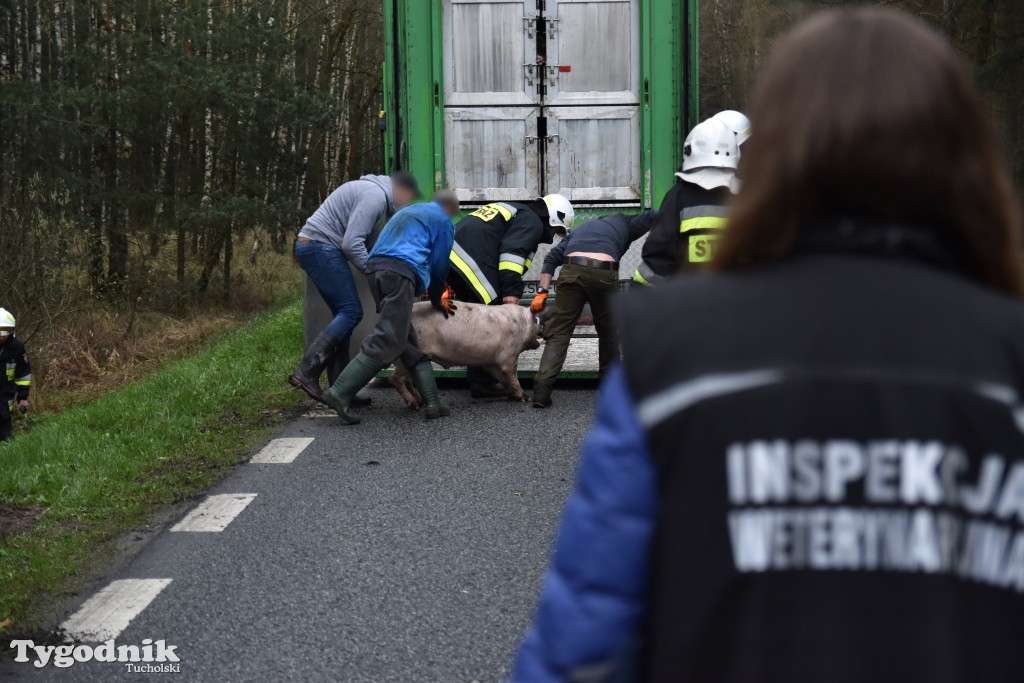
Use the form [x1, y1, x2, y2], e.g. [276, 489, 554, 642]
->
[0, 297, 307, 633]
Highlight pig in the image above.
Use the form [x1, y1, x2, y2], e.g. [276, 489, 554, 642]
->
[389, 301, 541, 407]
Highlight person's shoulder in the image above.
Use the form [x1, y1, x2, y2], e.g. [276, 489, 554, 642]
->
[6, 337, 27, 354]
[348, 176, 390, 201]
[675, 180, 729, 204]
[627, 271, 722, 307]
[943, 270, 1024, 335]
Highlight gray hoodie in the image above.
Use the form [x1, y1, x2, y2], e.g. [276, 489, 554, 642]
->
[298, 175, 395, 271]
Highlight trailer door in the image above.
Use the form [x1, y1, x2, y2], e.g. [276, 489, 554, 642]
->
[544, 0, 641, 201]
[443, 0, 543, 200]
[445, 108, 541, 202]
[545, 106, 640, 201]
[443, 0, 539, 106]
[544, 0, 640, 107]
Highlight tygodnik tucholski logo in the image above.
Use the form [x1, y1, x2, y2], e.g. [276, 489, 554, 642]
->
[10, 638, 181, 672]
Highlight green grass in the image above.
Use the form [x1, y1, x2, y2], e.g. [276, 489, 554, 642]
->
[0, 297, 308, 631]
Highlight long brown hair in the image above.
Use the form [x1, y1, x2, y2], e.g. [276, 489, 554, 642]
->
[713, 8, 1023, 297]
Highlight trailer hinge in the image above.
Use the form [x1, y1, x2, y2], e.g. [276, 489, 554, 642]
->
[523, 13, 539, 39]
[524, 63, 539, 86]
[544, 65, 564, 86]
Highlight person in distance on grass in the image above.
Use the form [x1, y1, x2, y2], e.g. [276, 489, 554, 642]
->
[289, 171, 422, 406]
[322, 191, 460, 425]
[513, 8, 1024, 682]
[0, 308, 31, 442]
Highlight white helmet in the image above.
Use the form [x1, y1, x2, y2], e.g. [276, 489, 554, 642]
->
[542, 194, 575, 234]
[682, 119, 739, 173]
[713, 110, 752, 146]
[0, 308, 14, 341]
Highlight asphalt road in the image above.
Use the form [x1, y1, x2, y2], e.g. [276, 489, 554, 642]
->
[5, 384, 597, 682]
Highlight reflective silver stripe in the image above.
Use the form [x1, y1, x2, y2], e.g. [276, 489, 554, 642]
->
[499, 253, 527, 267]
[637, 370, 783, 428]
[495, 202, 519, 218]
[681, 205, 729, 220]
[634, 260, 667, 286]
[451, 242, 498, 302]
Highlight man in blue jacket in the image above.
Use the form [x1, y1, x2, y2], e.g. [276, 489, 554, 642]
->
[323, 191, 460, 425]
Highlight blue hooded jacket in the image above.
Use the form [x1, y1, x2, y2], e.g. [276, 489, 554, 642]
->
[367, 201, 454, 298]
[512, 365, 658, 682]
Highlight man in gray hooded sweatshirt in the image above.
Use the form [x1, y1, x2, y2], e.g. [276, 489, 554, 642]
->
[289, 172, 421, 404]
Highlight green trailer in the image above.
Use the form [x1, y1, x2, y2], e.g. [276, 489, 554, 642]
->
[381, 0, 699, 216]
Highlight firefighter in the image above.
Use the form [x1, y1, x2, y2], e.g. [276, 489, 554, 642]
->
[289, 171, 422, 406]
[529, 211, 658, 408]
[633, 117, 740, 285]
[447, 194, 575, 396]
[0, 309, 31, 442]
[513, 8, 1024, 681]
[323, 191, 460, 425]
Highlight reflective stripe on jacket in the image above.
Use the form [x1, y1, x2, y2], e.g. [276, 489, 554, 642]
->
[449, 201, 552, 301]
[633, 180, 733, 285]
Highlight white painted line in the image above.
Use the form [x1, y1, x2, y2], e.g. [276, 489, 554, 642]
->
[61, 579, 172, 642]
[249, 437, 314, 464]
[170, 493, 257, 532]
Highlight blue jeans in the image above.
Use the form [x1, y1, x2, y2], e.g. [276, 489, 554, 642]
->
[295, 240, 363, 341]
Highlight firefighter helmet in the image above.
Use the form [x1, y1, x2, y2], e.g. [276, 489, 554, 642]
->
[0, 308, 14, 341]
[683, 119, 740, 173]
[713, 110, 752, 146]
[542, 194, 575, 234]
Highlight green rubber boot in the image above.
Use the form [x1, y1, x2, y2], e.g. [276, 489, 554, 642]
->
[323, 353, 384, 425]
[410, 360, 450, 420]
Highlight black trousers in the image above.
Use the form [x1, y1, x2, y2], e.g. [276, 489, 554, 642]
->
[0, 397, 13, 441]
[361, 270, 429, 369]
[446, 270, 503, 386]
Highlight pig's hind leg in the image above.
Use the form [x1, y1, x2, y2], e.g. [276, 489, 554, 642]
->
[491, 364, 529, 403]
[389, 360, 423, 409]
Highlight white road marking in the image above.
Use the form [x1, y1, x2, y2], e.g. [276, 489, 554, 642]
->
[170, 493, 257, 532]
[61, 579, 172, 642]
[249, 437, 314, 464]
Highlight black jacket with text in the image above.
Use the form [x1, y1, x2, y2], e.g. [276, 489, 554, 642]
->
[618, 220, 1024, 681]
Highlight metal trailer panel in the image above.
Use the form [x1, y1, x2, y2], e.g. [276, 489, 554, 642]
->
[444, 107, 541, 202]
[443, 0, 538, 106]
[545, 105, 641, 201]
[545, 0, 641, 107]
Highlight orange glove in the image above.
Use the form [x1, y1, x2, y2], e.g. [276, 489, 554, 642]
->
[530, 290, 549, 313]
[433, 287, 458, 319]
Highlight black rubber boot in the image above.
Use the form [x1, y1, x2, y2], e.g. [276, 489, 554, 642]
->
[322, 353, 384, 425]
[532, 386, 553, 409]
[288, 331, 343, 404]
[410, 361, 450, 420]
